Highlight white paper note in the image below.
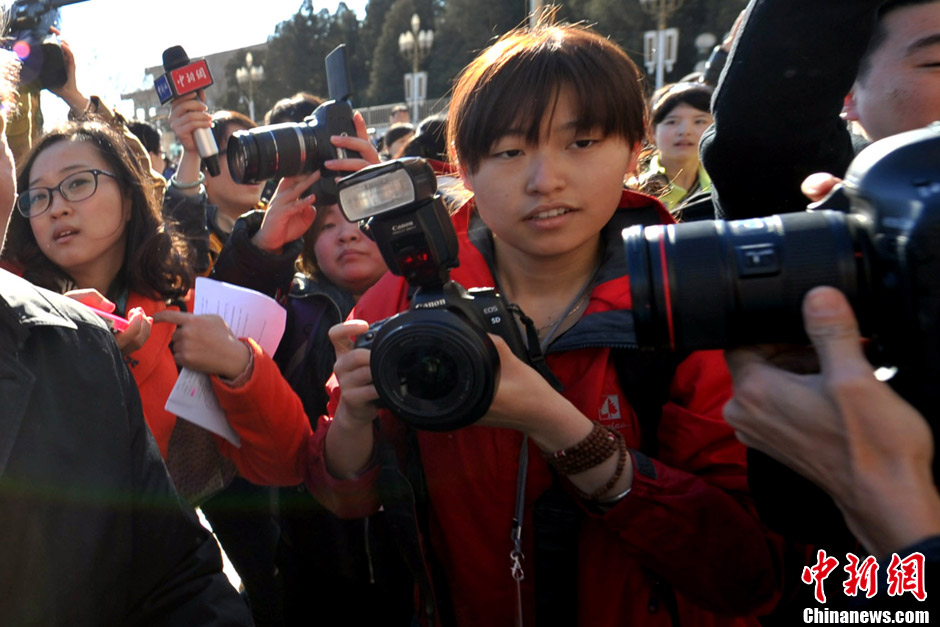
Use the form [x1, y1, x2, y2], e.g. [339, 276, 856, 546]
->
[165, 277, 287, 446]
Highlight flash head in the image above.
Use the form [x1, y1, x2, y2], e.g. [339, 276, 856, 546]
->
[338, 157, 438, 222]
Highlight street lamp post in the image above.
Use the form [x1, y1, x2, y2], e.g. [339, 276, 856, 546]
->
[235, 52, 264, 122]
[398, 13, 433, 123]
[639, 0, 684, 90]
[529, 0, 544, 27]
[694, 32, 716, 73]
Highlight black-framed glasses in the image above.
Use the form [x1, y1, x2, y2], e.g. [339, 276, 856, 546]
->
[16, 169, 118, 218]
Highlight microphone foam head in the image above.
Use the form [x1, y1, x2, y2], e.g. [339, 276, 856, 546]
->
[162, 46, 190, 70]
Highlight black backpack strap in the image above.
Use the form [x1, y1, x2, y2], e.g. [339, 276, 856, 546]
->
[612, 347, 686, 626]
[611, 348, 683, 460]
[375, 424, 455, 627]
[533, 480, 582, 625]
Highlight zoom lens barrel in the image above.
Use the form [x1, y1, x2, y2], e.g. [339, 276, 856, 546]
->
[623, 210, 869, 351]
[227, 123, 321, 184]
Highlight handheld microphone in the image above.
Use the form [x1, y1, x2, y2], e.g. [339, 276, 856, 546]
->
[156, 45, 221, 176]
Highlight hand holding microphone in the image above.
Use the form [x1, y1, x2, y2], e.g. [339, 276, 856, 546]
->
[156, 46, 220, 176]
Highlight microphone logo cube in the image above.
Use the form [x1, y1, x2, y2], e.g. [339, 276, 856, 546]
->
[154, 75, 174, 104]
[169, 59, 213, 96]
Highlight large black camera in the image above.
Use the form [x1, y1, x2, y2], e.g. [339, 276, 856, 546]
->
[226, 44, 360, 205]
[338, 158, 530, 431]
[7, 0, 88, 90]
[624, 123, 940, 416]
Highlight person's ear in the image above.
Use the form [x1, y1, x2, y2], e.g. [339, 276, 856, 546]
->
[842, 90, 860, 122]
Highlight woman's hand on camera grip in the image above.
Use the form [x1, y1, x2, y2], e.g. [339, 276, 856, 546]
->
[325, 111, 381, 172]
[481, 334, 595, 450]
[326, 320, 380, 479]
[483, 335, 634, 499]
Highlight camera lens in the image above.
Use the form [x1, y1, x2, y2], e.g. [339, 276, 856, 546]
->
[395, 346, 459, 400]
[368, 309, 499, 431]
[226, 123, 321, 184]
[623, 210, 869, 351]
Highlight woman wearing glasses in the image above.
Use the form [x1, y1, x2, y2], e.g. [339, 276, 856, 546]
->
[0, 121, 311, 499]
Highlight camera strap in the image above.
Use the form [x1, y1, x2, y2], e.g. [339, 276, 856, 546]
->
[511, 436, 528, 627]
[508, 304, 564, 392]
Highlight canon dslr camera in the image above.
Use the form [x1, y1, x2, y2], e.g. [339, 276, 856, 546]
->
[623, 123, 940, 416]
[338, 158, 529, 431]
[226, 45, 360, 205]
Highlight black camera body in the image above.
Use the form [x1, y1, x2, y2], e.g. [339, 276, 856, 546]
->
[226, 44, 360, 205]
[339, 158, 529, 431]
[624, 122, 940, 418]
[7, 0, 87, 90]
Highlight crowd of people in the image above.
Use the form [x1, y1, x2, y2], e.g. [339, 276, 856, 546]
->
[1, 0, 938, 625]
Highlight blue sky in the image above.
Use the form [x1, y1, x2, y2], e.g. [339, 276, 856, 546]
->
[33, 0, 367, 123]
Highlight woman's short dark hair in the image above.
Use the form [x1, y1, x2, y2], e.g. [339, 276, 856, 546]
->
[127, 120, 162, 155]
[264, 92, 324, 125]
[1, 121, 194, 301]
[400, 113, 448, 162]
[210, 110, 257, 150]
[649, 81, 713, 126]
[382, 122, 415, 158]
[448, 19, 647, 174]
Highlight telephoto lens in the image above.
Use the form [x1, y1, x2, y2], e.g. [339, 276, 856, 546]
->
[226, 99, 358, 189]
[227, 121, 324, 184]
[623, 210, 871, 351]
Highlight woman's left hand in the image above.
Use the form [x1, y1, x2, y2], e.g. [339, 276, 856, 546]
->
[481, 335, 630, 499]
[478, 335, 594, 449]
[152, 310, 250, 379]
[114, 307, 153, 355]
[65, 289, 152, 355]
[252, 170, 320, 254]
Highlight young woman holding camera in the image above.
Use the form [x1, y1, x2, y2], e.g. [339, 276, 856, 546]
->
[213, 17, 789, 625]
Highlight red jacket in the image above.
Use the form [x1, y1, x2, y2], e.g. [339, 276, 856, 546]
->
[125, 291, 311, 485]
[293, 189, 787, 625]
[217, 188, 789, 623]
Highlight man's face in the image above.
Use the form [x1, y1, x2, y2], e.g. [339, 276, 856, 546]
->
[847, 2, 940, 141]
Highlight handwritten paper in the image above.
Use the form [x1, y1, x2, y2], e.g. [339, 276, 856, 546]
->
[165, 277, 286, 446]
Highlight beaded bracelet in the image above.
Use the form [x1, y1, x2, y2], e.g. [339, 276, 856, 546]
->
[586, 434, 628, 501]
[543, 422, 621, 475]
[169, 171, 206, 190]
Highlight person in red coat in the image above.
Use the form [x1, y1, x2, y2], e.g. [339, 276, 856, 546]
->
[0, 121, 311, 498]
[218, 16, 791, 626]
